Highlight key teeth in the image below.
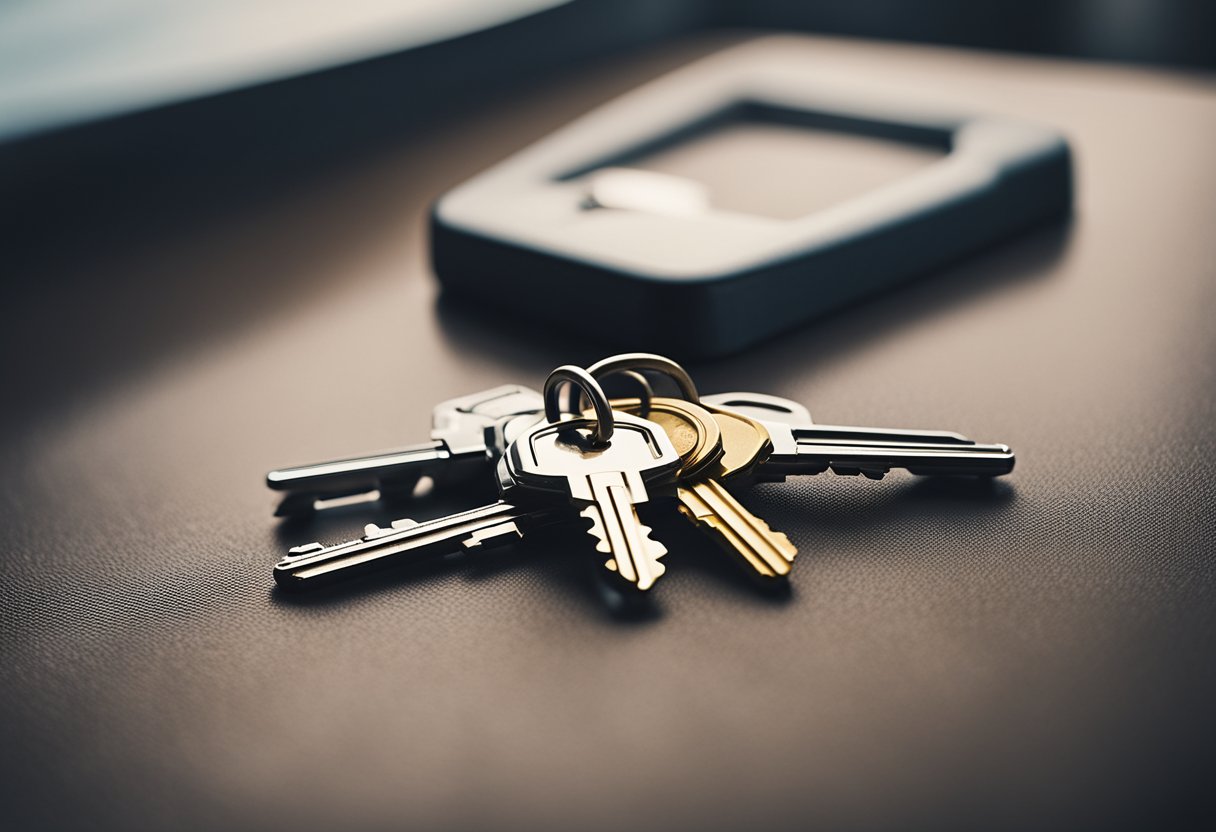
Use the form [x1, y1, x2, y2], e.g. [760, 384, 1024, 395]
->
[607, 530, 666, 575]
[771, 530, 796, 565]
[645, 540, 668, 579]
[751, 516, 795, 556]
[606, 543, 667, 581]
[580, 505, 612, 555]
[581, 506, 666, 577]
[637, 525, 667, 566]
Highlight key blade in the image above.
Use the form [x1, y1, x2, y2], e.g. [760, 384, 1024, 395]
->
[794, 439, 1015, 478]
[267, 441, 450, 489]
[678, 481, 796, 579]
[267, 441, 451, 516]
[274, 501, 556, 589]
[792, 424, 975, 446]
[582, 504, 667, 587]
[700, 392, 813, 426]
[583, 474, 667, 591]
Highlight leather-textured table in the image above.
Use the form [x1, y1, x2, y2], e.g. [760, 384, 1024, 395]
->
[2, 35, 1214, 831]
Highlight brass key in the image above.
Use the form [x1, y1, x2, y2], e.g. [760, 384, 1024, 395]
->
[678, 404, 797, 580]
[612, 395, 797, 581]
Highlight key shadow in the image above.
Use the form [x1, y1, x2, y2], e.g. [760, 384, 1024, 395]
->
[466, 522, 668, 623]
[743, 474, 1019, 568]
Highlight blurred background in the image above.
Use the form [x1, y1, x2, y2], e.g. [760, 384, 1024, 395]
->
[2, 4, 1215, 831]
[2, 0, 1213, 271]
[3, 0, 1213, 392]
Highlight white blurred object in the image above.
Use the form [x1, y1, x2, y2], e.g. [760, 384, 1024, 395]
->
[583, 167, 711, 217]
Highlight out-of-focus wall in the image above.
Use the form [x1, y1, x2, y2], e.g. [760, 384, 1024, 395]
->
[720, 0, 1215, 69]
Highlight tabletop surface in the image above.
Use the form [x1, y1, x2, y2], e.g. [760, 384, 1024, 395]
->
[2, 34, 1214, 831]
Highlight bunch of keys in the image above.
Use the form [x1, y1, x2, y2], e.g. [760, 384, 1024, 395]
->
[269, 354, 1015, 596]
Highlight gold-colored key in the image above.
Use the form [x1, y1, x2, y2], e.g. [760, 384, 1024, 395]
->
[678, 404, 797, 580]
[611, 396, 798, 581]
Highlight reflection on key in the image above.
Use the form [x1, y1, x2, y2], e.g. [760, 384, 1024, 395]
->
[702, 391, 1014, 481]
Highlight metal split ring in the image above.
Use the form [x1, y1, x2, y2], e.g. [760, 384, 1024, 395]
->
[543, 365, 614, 446]
[585, 353, 701, 408]
[568, 369, 655, 418]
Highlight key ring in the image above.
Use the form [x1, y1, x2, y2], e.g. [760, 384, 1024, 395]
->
[586, 353, 700, 413]
[568, 369, 654, 418]
[543, 365, 614, 446]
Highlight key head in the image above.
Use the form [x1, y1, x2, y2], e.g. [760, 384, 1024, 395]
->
[502, 412, 680, 502]
[703, 406, 774, 481]
[606, 397, 723, 481]
[699, 391, 804, 465]
[700, 392, 813, 428]
[486, 412, 545, 462]
[613, 396, 770, 483]
[431, 385, 544, 456]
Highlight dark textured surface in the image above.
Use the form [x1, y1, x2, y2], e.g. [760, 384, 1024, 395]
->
[2, 35, 1214, 831]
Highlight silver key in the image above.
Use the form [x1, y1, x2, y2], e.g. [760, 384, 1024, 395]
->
[266, 385, 543, 516]
[701, 392, 1014, 480]
[274, 501, 566, 589]
[500, 366, 681, 591]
